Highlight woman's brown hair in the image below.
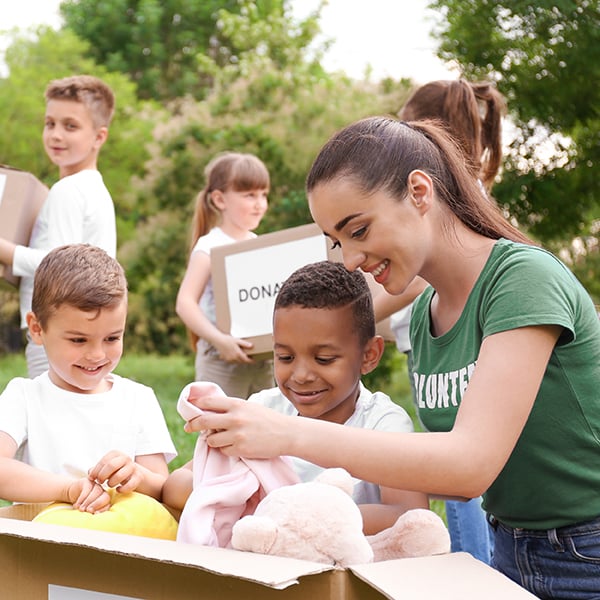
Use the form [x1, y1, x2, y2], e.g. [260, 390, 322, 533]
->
[306, 116, 532, 245]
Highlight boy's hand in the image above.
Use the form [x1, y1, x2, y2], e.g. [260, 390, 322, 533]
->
[67, 478, 111, 513]
[88, 450, 143, 494]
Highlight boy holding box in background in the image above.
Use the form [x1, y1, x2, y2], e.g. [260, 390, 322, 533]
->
[0, 75, 117, 378]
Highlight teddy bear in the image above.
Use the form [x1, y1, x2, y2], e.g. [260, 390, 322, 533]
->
[231, 468, 450, 566]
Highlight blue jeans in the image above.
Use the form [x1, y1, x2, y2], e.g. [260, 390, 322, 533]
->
[446, 497, 494, 564]
[490, 514, 600, 599]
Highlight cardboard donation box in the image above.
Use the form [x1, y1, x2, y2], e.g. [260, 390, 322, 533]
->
[0, 503, 539, 599]
[0, 165, 48, 286]
[211, 223, 394, 356]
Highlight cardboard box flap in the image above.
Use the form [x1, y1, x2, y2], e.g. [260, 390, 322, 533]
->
[349, 552, 538, 600]
[0, 516, 334, 590]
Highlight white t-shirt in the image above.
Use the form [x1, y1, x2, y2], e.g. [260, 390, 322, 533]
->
[248, 383, 414, 503]
[390, 304, 413, 354]
[192, 226, 256, 325]
[0, 373, 176, 476]
[12, 170, 116, 328]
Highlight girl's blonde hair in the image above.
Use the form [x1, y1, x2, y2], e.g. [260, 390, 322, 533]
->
[188, 152, 270, 253]
[399, 79, 506, 190]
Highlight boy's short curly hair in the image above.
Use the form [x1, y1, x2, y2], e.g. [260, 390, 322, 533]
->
[274, 261, 375, 346]
[32, 244, 127, 329]
[45, 75, 115, 128]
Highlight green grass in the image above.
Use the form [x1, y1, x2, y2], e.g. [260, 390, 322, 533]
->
[0, 351, 445, 521]
[114, 353, 196, 470]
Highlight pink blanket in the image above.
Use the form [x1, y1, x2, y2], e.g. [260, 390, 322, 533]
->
[176, 382, 300, 547]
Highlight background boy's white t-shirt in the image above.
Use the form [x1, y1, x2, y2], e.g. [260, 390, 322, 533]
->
[12, 169, 116, 328]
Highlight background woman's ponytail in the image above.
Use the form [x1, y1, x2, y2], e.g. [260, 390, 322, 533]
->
[471, 82, 506, 189]
[399, 79, 506, 190]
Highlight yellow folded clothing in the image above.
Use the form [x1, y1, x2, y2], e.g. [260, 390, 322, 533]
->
[33, 490, 178, 540]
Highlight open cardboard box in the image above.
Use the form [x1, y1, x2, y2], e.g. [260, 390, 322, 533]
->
[0, 503, 537, 599]
[211, 223, 395, 357]
[0, 165, 48, 286]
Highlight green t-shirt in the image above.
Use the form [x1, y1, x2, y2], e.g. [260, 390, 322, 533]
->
[411, 239, 600, 529]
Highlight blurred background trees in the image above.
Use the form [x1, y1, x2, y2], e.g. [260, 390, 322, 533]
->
[0, 0, 597, 356]
[431, 0, 599, 275]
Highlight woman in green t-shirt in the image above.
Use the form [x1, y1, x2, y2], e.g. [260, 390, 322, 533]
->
[182, 117, 600, 600]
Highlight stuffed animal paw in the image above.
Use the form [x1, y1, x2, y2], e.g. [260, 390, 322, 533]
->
[366, 508, 451, 562]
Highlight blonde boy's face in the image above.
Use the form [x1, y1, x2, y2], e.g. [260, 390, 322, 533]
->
[273, 304, 372, 424]
[27, 300, 127, 394]
[43, 99, 107, 178]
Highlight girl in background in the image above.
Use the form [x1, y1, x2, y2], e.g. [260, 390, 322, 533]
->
[374, 79, 507, 564]
[176, 152, 274, 398]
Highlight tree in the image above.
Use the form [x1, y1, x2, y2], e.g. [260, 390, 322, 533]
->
[60, 0, 237, 101]
[429, 1, 599, 248]
[59, 0, 326, 102]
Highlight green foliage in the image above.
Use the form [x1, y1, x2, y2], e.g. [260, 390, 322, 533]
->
[430, 1, 600, 246]
[0, 339, 27, 378]
[59, 0, 327, 103]
[60, 0, 240, 101]
[119, 211, 190, 355]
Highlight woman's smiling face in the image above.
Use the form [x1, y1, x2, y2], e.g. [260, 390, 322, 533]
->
[308, 178, 428, 296]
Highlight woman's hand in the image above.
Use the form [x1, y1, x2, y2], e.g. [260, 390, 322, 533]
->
[184, 394, 293, 458]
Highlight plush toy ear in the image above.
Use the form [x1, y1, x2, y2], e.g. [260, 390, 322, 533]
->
[231, 515, 278, 554]
[314, 468, 354, 496]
